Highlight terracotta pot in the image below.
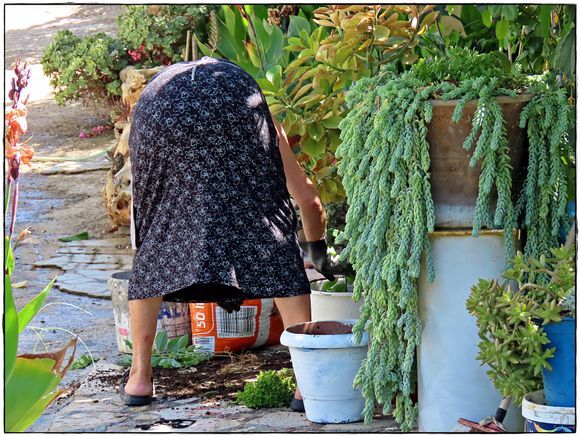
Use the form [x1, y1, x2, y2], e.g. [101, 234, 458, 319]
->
[427, 94, 532, 228]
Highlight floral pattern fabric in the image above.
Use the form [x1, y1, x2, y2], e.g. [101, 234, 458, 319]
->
[128, 58, 310, 302]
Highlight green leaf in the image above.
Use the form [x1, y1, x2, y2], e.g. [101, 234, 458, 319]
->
[5, 275, 18, 381]
[287, 36, 303, 47]
[439, 15, 467, 37]
[321, 116, 343, 129]
[308, 123, 324, 141]
[151, 355, 162, 367]
[302, 136, 325, 158]
[266, 65, 282, 89]
[554, 30, 575, 77]
[495, 19, 509, 40]
[252, 17, 271, 53]
[5, 357, 61, 432]
[58, 231, 89, 242]
[538, 5, 552, 38]
[288, 15, 310, 37]
[489, 6, 502, 17]
[460, 5, 482, 27]
[176, 334, 189, 350]
[217, 16, 245, 61]
[17, 278, 55, 333]
[500, 6, 518, 21]
[5, 236, 15, 276]
[245, 42, 262, 69]
[249, 5, 268, 21]
[195, 36, 215, 57]
[223, 5, 246, 44]
[154, 330, 168, 353]
[166, 337, 181, 353]
[71, 354, 98, 370]
[481, 8, 492, 28]
[266, 24, 285, 67]
[116, 354, 132, 367]
[168, 358, 181, 368]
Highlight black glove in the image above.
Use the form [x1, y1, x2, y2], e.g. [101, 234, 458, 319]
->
[217, 297, 243, 313]
[300, 239, 354, 281]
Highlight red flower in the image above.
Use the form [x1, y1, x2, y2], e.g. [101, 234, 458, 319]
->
[6, 144, 34, 182]
[6, 145, 34, 165]
[5, 105, 28, 146]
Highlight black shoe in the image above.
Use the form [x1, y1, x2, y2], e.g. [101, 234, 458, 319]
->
[119, 371, 154, 406]
[290, 397, 305, 413]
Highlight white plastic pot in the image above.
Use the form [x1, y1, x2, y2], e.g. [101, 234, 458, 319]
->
[522, 390, 575, 432]
[280, 320, 369, 424]
[109, 271, 191, 353]
[417, 230, 523, 432]
[310, 279, 362, 321]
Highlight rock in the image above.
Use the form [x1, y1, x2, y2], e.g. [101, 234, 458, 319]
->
[40, 157, 111, 175]
[34, 253, 133, 269]
[57, 246, 131, 255]
[243, 410, 315, 430]
[63, 238, 130, 248]
[55, 269, 127, 299]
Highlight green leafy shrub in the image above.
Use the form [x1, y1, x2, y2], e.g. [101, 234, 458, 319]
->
[236, 368, 296, 409]
[118, 331, 210, 369]
[41, 30, 128, 116]
[117, 5, 219, 67]
[412, 47, 510, 83]
[71, 354, 99, 370]
[466, 245, 575, 403]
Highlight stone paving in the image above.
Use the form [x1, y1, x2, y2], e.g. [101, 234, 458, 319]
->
[34, 237, 133, 299]
[39, 155, 112, 176]
[29, 362, 400, 433]
[35, 237, 327, 299]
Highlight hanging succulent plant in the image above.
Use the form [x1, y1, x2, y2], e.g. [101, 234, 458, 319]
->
[336, 48, 573, 430]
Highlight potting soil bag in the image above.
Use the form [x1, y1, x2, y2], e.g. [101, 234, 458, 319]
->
[189, 298, 284, 354]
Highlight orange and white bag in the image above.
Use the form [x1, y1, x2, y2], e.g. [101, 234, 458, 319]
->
[189, 298, 284, 354]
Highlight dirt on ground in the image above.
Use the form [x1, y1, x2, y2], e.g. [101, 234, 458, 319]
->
[93, 347, 292, 403]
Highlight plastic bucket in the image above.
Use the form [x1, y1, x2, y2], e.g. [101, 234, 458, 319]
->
[310, 279, 362, 321]
[542, 317, 576, 407]
[280, 320, 369, 424]
[417, 230, 523, 432]
[109, 271, 191, 353]
[522, 390, 575, 432]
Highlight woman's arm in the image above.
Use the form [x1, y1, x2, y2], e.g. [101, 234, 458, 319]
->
[273, 120, 326, 241]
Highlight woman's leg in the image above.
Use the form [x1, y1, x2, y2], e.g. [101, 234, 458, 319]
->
[124, 296, 163, 396]
[274, 294, 311, 400]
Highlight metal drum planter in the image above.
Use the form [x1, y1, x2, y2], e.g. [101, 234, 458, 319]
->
[417, 230, 523, 432]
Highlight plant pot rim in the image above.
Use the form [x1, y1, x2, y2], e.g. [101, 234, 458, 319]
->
[281, 320, 368, 349]
[429, 93, 533, 106]
[310, 277, 355, 293]
[522, 390, 576, 422]
[311, 289, 355, 297]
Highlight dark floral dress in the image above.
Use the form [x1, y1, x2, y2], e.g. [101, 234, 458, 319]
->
[128, 58, 310, 303]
